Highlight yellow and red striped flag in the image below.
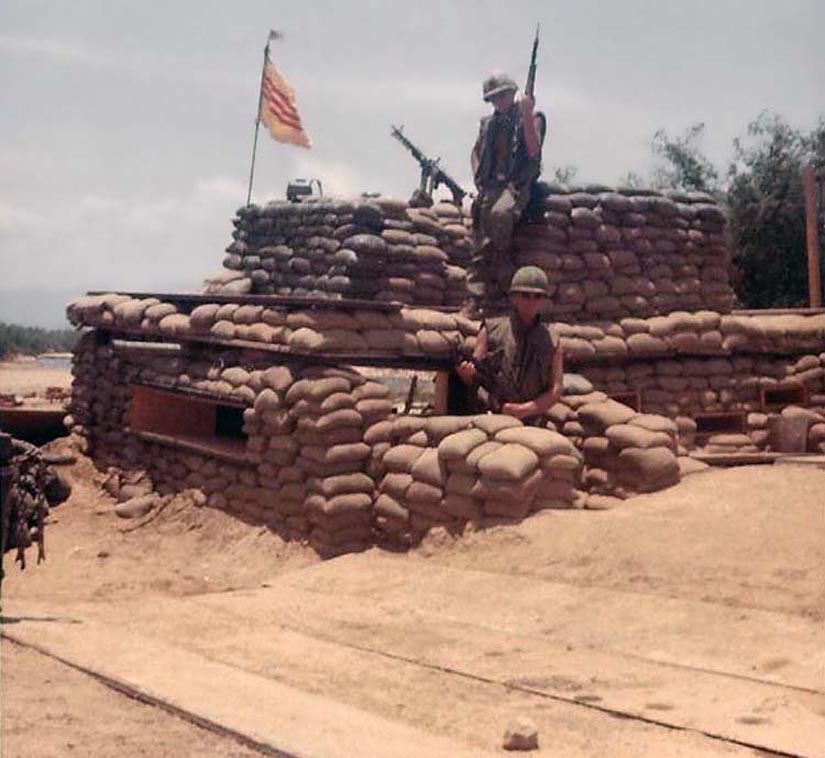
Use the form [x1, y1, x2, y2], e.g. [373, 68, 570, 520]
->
[259, 55, 311, 149]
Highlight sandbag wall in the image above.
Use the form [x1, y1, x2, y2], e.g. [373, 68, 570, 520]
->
[220, 197, 472, 307]
[67, 294, 825, 436]
[516, 187, 733, 319]
[68, 334, 400, 557]
[67, 294, 478, 358]
[67, 334, 264, 501]
[243, 365, 394, 557]
[369, 415, 584, 547]
[70, 332, 642, 557]
[65, 331, 129, 463]
[579, 352, 825, 419]
[546, 390, 683, 497]
[549, 311, 825, 433]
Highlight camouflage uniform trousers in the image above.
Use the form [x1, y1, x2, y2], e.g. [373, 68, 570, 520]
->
[468, 184, 528, 303]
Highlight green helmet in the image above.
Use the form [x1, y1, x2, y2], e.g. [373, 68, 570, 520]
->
[482, 72, 518, 102]
[510, 266, 549, 296]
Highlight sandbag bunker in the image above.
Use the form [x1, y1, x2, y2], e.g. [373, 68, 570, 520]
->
[64, 186, 825, 557]
[213, 196, 472, 307]
[65, 288, 824, 558]
[64, 288, 690, 557]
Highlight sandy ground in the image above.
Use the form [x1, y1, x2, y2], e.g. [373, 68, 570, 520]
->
[0, 359, 72, 397]
[1, 641, 265, 758]
[2, 365, 824, 757]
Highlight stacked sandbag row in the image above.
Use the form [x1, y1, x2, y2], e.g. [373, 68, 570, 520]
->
[745, 406, 825, 454]
[579, 351, 825, 418]
[67, 335, 257, 509]
[547, 390, 681, 498]
[242, 366, 395, 557]
[553, 310, 729, 361]
[67, 294, 187, 339]
[533, 311, 825, 363]
[189, 302, 478, 358]
[66, 295, 825, 371]
[154, 448, 254, 508]
[69, 333, 400, 556]
[65, 332, 133, 466]
[221, 197, 472, 306]
[202, 269, 251, 295]
[514, 186, 732, 319]
[67, 295, 480, 359]
[68, 327, 693, 549]
[371, 414, 584, 546]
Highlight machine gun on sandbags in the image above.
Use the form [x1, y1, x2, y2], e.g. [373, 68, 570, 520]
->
[391, 125, 466, 207]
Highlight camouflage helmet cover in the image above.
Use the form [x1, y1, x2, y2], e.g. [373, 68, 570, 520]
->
[510, 265, 549, 296]
[482, 72, 518, 102]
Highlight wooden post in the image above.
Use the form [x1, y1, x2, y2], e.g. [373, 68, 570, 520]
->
[803, 165, 822, 308]
[433, 370, 449, 414]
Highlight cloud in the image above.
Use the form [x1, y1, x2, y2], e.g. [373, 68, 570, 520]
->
[0, 33, 114, 67]
[0, 202, 45, 233]
[288, 156, 365, 197]
[0, 176, 250, 311]
[0, 32, 246, 89]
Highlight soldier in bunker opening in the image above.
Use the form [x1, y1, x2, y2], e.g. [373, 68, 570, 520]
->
[468, 72, 545, 309]
[456, 266, 563, 426]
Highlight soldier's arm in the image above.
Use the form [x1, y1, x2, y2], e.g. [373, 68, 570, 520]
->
[471, 144, 481, 188]
[456, 326, 488, 386]
[501, 331, 564, 419]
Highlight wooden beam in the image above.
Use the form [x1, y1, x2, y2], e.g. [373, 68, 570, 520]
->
[803, 165, 822, 308]
[86, 291, 403, 313]
[689, 452, 781, 466]
[129, 429, 253, 465]
[732, 306, 825, 316]
[433, 370, 450, 414]
[100, 327, 454, 371]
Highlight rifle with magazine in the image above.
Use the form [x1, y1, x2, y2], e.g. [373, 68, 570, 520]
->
[391, 125, 466, 206]
[451, 340, 515, 414]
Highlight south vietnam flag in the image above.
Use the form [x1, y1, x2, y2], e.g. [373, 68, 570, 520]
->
[259, 55, 311, 149]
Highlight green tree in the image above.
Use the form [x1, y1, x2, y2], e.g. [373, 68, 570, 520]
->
[0, 321, 78, 358]
[726, 112, 825, 308]
[651, 123, 720, 194]
[550, 164, 578, 184]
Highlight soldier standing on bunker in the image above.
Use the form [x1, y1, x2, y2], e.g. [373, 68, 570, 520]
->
[468, 72, 545, 308]
[456, 266, 563, 426]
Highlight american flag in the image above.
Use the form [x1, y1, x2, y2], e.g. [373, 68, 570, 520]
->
[259, 54, 311, 149]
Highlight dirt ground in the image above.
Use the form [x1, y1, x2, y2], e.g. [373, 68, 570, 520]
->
[0, 359, 72, 397]
[2, 365, 824, 757]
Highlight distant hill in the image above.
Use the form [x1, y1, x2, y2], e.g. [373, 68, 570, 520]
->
[0, 321, 78, 358]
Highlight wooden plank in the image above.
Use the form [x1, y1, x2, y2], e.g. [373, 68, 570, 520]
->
[733, 306, 825, 316]
[690, 452, 781, 466]
[803, 165, 823, 308]
[129, 429, 252, 465]
[0, 406, 67, 444]
[100, 327, 454, 370]
[87, 290, 404, 313]
[432, 371, 449, 414]
[133, 381, 249, 409]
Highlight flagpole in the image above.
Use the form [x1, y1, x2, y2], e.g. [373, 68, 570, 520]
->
[245, 35, 273, 207]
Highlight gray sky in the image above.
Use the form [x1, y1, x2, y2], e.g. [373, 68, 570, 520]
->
[1, 0, 823, 327]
